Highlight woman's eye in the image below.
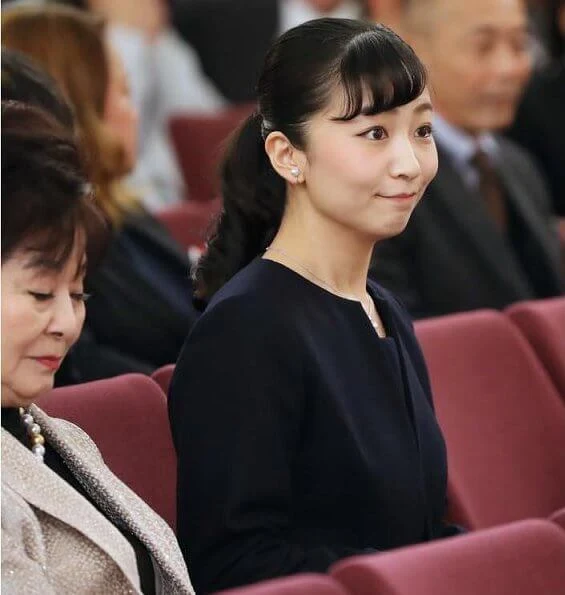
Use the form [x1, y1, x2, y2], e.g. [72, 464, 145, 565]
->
[416, 125, 433, 139]
[28, 291, 54, 302]
[71, 292, 91, 303]
[362, 126, 387, 141]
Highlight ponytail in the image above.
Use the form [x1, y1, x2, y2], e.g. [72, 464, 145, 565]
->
[194, 19, 426, 306]
[193, 112, 286, 304]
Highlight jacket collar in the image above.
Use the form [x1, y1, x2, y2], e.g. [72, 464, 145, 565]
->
[1, 426, 141, 591]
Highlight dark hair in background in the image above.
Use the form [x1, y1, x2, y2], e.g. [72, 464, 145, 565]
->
[194, 18, 427, 303]
[1, 47, 75, 129]
[1, 101, 108, 273]
[547, 0, 565, 59]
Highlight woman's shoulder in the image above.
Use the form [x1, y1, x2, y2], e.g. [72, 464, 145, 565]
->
[204, 258, 304, 319]
[187, 259, 309, 351]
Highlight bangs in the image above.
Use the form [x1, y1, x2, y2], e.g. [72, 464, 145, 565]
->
[334, 27, 427, 120]
[22, 189, 109, 277]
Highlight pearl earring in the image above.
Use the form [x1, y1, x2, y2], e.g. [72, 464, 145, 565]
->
[290, 166, 300, 178]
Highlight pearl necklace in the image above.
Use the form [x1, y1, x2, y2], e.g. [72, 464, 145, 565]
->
[265, 246, 385, 336]
[19, 407, 46, 462]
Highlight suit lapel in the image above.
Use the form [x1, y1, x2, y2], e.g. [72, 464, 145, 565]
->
[31, 407, 193, 594]
[430, 148, 533, 296]
[1, 428, 141, 592]
[496, 154, 562, 283]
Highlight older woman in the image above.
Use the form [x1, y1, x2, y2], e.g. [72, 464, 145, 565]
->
[2, 4, 199, 385]
[1, 100, 194, 594]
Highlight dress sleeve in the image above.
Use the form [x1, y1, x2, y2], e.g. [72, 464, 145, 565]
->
[169, 297, 356, 592]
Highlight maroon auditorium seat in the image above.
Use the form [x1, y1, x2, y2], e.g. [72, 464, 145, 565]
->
[152, 364, 175, 396]
[414, 310, 565, 529]
[156, 197, 221, 250]
[38, 374, 177, 529]
[169, 103, 254, 200]
[505, 297, 565, 398]
[551, 507, 565, 532]
[331, 519, 565, 595]
[214, 574, 348, 595]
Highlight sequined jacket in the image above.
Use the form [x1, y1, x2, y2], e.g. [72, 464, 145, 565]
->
[1, 405, 194, 594]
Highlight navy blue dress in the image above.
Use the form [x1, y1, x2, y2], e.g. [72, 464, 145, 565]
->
[169, 258, 455, 593]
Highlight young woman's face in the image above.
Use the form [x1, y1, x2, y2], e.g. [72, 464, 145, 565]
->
[1, 242, 87, 408]
[104, 44, 138, 171]
[300, 86, 438, 241]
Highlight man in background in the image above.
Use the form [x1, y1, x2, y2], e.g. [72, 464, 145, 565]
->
[370, 0, 563, 318]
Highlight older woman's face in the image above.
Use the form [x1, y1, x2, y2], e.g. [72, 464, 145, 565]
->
[1, 243, 87, 408]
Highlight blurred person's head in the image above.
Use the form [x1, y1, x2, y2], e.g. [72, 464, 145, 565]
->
[195, 18, 436, 302]
[2, 4, 139, 224]
[366, 0, 404, 30]
[1, 101, 107, 408]
[401, 0, 532, 134]
[1, 47, 75, 130]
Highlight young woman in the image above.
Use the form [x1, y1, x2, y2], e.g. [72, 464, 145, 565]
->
[169, 17, 461, 593]
[2, 5, 199, 384]
[1, 100, 193, 594]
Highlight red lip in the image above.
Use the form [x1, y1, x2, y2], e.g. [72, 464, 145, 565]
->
[33, 357, 63, 371]
[379, 193, 417, 199]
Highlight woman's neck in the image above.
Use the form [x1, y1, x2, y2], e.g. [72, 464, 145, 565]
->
[265, 197, 375, 299]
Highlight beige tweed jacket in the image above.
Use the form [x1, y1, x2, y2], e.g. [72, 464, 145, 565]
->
[1, 405, 195, 594]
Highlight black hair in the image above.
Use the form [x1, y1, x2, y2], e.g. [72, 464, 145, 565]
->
[547, 0, 565, 59]
[194, 18, 427, 303]
[1, 47, 75, 130]
[1, 100, 108, 274]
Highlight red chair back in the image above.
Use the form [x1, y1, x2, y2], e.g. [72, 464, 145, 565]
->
[331, 519, 565, 595]
[505, 297, 565, 398]
[215, 574, 348, 595]
[156, 198, 221, 250]
[414, 310, 565, 529]
[169, 104, 254, 201]
[38, 374, 177, 528]
[152, 364, 175, 396]
[550, 507, 565, 532]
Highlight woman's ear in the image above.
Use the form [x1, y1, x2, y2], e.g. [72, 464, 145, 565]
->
[264, 131, 305, 184]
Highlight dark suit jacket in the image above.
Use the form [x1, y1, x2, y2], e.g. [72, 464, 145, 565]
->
[370, 138, 564, 319]
[507, 60, 565, 215]
[171, 0, 279, 103]
[56, 212, 199, 385]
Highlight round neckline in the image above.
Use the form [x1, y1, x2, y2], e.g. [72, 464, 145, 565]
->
[257, 258, 393, 341]
[259, 256, 376, 306]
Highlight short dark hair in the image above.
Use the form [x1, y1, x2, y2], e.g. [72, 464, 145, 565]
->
[1, 47, 75, 129]
[195, 18, 427, 302]
[1, 100, 108, 273]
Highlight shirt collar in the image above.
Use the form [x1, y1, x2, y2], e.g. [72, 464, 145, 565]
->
[432, 113, 498, 166]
